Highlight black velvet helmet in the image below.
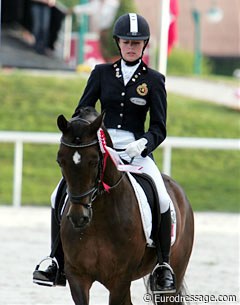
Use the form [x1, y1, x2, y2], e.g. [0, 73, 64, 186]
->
[113, 13, 150, 41]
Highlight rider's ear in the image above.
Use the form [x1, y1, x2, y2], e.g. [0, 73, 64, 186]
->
[89, 111, 105, 134]
[57, 114, 70, 133]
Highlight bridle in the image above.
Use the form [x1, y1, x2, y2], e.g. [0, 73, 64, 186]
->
[60, 135, 100, 209]
[59, 120, 125, 209]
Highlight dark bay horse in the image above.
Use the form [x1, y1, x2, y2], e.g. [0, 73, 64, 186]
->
[57, 110, 194, 305]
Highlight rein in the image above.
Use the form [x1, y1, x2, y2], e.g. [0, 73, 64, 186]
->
[60, 127, 125, 208]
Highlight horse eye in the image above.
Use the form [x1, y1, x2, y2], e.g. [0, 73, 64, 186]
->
[89, 159, 98, 168]
[56, 159, 61, 167]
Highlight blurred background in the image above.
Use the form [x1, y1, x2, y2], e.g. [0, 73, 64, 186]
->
[1, 0, 240, 75]
[0, 2, 239, 303]
[0, 0, 239, 212]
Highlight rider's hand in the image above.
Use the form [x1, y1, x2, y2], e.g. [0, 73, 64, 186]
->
[125, 138, 148, 158]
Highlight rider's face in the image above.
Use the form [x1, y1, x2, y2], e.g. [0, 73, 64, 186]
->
[118, 39, 145, 62]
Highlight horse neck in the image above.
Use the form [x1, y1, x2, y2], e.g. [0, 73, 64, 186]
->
[100, 128, 123, 187]
[102, 154, 122, 188]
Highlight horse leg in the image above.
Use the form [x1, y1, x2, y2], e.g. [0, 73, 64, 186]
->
[108, 280, 132, 305]
[66, 272, 92, 305]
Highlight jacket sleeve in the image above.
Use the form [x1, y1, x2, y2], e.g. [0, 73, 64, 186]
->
[72, 65, 101, 117]
[141, 73, 167, 157]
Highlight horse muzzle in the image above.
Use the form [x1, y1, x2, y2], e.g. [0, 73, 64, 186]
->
[67, 204, 92, 230]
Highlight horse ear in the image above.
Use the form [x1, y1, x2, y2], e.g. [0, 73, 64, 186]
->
[57, 114, 69, 133]
[89, 111, 105, 134]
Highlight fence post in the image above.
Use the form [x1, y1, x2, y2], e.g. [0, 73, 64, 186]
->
[13, 141, 23, 208]
[162, 145, 172, 176]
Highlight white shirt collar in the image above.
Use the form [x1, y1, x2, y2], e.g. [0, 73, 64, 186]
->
[121, 59, 141, 85]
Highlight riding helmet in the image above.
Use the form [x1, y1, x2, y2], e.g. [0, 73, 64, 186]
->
[113, 13, 150, 41]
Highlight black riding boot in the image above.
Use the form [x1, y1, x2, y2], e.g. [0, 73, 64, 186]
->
[33, 207, 66, 287]
[150, 207, 176, 294]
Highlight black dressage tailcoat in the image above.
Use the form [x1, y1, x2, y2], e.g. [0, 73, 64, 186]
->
[73, 59, 167, 157]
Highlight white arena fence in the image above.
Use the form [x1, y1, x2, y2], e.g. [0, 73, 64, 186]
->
[0, 131, 239, 208]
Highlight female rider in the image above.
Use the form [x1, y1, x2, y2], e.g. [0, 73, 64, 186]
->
[33, 13, 176, 294]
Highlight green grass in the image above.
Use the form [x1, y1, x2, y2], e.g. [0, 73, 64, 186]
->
[0, 71, 239, 212]
[167, 48, 212, 75]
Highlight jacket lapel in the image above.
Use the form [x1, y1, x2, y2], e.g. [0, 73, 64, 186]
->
[112, 60, 148, 86]
[112, 60, 124, 84]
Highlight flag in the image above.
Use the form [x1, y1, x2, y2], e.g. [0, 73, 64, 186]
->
[168, 0, 179, 54]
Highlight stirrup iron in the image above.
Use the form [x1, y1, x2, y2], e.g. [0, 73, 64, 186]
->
[33, 256, 59, 287]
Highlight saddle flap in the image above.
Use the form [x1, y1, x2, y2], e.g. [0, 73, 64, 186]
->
[131, 173, 161, 240]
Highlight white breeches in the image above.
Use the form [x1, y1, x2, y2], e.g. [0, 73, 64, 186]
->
[108, 129, 172, 214]
[51, 181, 61, 209]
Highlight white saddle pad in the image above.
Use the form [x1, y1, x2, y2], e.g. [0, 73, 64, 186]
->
[127, 173, 177, 247]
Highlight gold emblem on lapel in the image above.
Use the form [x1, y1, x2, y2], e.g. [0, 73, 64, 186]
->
[136, 83, 148, 96]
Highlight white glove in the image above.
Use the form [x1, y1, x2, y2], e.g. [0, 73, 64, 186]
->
[125, 138, 148, 158]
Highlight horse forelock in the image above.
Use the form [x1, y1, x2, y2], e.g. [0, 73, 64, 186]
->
[74, 106, 99, 123]
[60, 108, 113, 155]
[64, 107, 99, 143]
[61, 118, 93, 145]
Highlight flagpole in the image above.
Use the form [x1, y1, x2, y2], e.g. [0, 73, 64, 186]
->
[158, 0, 170, 76]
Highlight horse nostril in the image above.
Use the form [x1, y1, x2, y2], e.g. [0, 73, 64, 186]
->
[80, 216, 90, 226]
[67, 213, 90, 229]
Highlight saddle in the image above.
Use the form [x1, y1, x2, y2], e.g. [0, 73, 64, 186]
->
[130, 173, 161, 242]
[54, 173, 161, 245]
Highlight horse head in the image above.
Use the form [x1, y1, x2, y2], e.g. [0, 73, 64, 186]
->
[57, 108, 106, 230]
